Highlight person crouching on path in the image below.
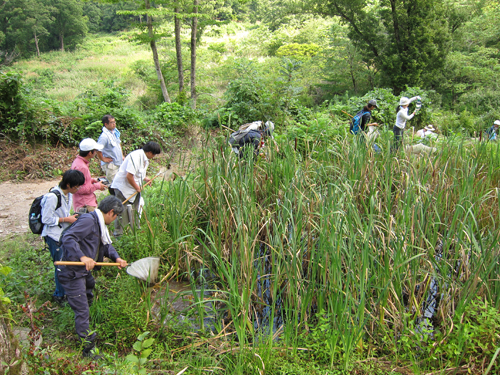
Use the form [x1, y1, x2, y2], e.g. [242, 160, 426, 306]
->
[71, 138, 108, 213]
[57, 196, 127, 358]
[110, 141, 161, 236]
[392, 96, 421, 152]
[97, 115, 124, 195]
[41, 169, 85, 304]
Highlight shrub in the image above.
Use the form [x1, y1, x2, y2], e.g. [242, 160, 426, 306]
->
[276, 43, 321, 59]
[151, 102, 198, 131]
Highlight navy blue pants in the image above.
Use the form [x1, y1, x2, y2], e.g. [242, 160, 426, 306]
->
[58, 268, 96, 342]
[44, 236, 65, 298]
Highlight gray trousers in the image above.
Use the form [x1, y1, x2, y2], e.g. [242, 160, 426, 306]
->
[113, 189, 141, 235]
[58, 270, 96, 342]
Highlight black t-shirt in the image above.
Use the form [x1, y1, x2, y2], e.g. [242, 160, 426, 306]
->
[358, 110, 372, 132]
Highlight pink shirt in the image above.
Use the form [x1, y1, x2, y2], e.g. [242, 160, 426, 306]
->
[71, 155, 99, 210]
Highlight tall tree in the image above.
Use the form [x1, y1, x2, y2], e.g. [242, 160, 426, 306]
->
[190, 0, 198, 109]
[174, 5, 185, 95]
[48, 0, 88, 52]
[309, 0, 452, 93]
[25, 0, 55, 57]
[145, 0, 171, 102]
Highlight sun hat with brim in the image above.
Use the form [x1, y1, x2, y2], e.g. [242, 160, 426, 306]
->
[424, 125, 435, 131]
[494, 120, 500, 127]
[399, 97, 410, 106]
[80, 138, 104, 151]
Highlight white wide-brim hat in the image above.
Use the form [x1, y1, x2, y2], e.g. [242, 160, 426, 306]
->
[494, 120, 500, 126]
[424, 125, 435, 131]
[399, 97, 410, 106]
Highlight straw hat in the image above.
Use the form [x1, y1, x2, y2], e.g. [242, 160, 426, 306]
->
[424, 125, 435, 131]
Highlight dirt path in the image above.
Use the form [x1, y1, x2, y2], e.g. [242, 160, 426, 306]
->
[0, 179, 61, 238]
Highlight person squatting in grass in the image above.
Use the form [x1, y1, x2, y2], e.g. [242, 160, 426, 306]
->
[97, 115, 124, 195]
[71, 138, 108, 213]
[41, 169, 85, 305]
[230, 121, 275, 159]
[57, 196, 127, 358]
[392, 96, 421, 152]
[110, 141, 161, 236]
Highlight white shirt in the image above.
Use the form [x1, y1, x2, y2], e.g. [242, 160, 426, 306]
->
[395, 96, 418, 129]
[111, 149, 149, 201]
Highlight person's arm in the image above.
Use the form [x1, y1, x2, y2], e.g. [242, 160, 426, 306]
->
[103, 244, 127, 269]
[97, 151, 113, 163]
[400, 109, 415, 121]
[60, 216, 92, 262]
[73, 166, 104, 194]
[41, 193, 62, 226]
[126, 172, 142, 192]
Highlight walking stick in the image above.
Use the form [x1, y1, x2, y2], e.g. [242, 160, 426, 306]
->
[121, 171, 164, 205]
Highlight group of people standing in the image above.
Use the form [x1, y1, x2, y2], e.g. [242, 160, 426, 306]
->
[40, 114, 161, 358]
[350, 96, 424, 152]
[351, 96, 500, 149]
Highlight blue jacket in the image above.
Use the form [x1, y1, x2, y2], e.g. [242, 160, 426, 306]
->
[59, 211, 120, 273]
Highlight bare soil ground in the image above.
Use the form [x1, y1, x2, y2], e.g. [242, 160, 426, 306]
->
[0, 126, 205, 238]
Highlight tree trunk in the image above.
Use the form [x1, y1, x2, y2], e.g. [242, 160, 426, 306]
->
[190, 0, 198, 109]
[174, 8, 184, 94]
[34, 30, 40, 57]
[60, 32, 64, 52]
[145, 0, 171, 103]
[0, 301, 23, 374]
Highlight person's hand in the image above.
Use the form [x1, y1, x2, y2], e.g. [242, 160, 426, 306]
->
[103, 157, 113, 163]
[97, 182, 107, 191]
[116, 258, 128, 269]
[413, 111, 416, 115]
[80, 256, 96, 271]
[144, 177, 151, 184]
[417, 96, 422, 100]
[66, 214, 79, 224]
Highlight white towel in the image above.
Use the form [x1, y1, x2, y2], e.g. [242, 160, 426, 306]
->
[95, 209, 112, 245]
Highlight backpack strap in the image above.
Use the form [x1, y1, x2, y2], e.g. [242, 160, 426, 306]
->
[49, 189, 62, 211]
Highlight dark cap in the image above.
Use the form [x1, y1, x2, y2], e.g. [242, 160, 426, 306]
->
[368, 99, 378, 108]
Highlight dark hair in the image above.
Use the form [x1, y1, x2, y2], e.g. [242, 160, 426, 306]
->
[142, 141, 161, 155]
[395, 105, 402, 114]
[102, 115, 115, 125]
[363, 105, 372, 112]
[59, 170, 85, 189]
[98, 196, 124, 215]
[79, 150, 94, 157]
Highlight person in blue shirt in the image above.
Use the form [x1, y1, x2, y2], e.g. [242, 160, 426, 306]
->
[486, 120, 500, 141]
[97, 115, 124, 194]
[41, 170, 85, 304]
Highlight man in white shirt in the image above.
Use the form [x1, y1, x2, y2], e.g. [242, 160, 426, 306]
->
[110, 141, 161, 236]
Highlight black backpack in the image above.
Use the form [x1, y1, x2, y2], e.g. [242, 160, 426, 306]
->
[350, 110, 369, 135]
[29, 189, 62, 235]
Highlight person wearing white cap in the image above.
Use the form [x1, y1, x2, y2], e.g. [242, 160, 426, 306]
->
[486, 120, 500, 141]
[71, 138, 108, 213]
[392, 96, 420, 151]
